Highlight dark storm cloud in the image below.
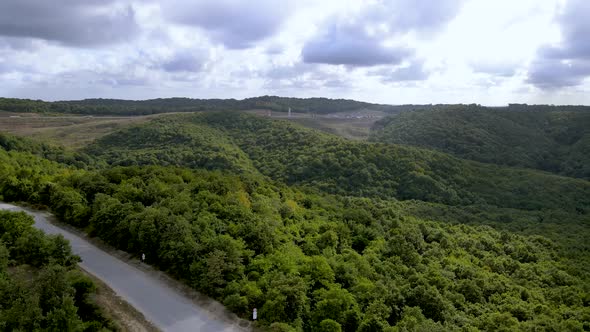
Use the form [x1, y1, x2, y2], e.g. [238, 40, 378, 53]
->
[98, 77, 151, 87]
[262, 63, 351, 90]
[160, 52, 207, 73]
[0, 0, 139, 47]
[0, 37, 40, 51]
[0, 62, 11, 74]
[369, 61, 429, 82]
[554, 0, 590, 59]
[0, 58, 37, 75]
[302, 25, 413, 66]
[57, 69, 151, 87]
[265, 63, 314, 80]
[162, 0, 292, 49]
[527, 0, 590, 89]
[265, 44, 284, 55]
[302, 0, 464, 67]
[367, 0, 464, 35]
[527, 57, 590, 89]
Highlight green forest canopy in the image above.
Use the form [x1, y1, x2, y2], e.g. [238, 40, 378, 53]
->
[0, 110, 589, 331]
[0, 96, 397, 116]
[369, 104, 590, 180]
[84, 112, 590, 213]
[0, 209, 115, 331]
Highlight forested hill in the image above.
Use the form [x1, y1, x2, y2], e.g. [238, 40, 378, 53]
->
[2, 113, 590, 331]
[369, 105, 590, 180]
[85, 112, 590, 213]
[0, 96, 396, 115]
[0, 132, 96, 168]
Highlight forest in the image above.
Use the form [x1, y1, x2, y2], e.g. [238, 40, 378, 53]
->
[0, 209, 115, 330]
[370, 105, 590, 179]
[0, 96, 396, 116]
[84, 112, 590, 212]
[2, 97, 588, 118]
[0, 109, 589, 331]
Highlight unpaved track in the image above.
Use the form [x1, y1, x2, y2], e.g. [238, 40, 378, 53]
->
[0, 203, 251, 332]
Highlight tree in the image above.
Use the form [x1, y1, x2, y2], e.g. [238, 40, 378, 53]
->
[318, 319, 342, 332]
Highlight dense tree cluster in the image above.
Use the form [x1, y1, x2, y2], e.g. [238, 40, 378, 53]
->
[2, 97, 589, 118]
[0, 96, 396, 116]
[370, 105, 590, 179]
[1, 143, 589, 330]
[0, 132, 96, 169]
[86, 112, 590, 213]
[83, 121, 257, 174]
[0, 210, 114, 331]
[1, 110, 589, 331]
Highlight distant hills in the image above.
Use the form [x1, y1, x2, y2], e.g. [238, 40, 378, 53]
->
[369, 104, 590, 180]
[83, 112, 590, 213]
[0, 96, 398, 115]
[11, 96, 588, 116]
[2, 106, 589, 331]
[3, 96, 589, 181]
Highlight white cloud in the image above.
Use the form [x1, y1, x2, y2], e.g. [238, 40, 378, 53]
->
[528, 0, 590, 89]
[161, 0, 297, 49]
[0, 0, 588, 104]
[0, 0, 139, 47]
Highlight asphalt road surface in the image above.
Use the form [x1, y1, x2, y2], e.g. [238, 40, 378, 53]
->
[0, 203, 248, 332]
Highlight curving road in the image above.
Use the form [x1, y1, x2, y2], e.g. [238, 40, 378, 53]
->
[0, 203, 249, 332]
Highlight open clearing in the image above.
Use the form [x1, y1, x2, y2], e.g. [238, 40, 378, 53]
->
[246, 109, 385, 140]
[0, 112, 155, 149]
[0, 109, 384, 149]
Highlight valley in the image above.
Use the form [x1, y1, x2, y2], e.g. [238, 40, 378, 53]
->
[1, 98, 589, 331]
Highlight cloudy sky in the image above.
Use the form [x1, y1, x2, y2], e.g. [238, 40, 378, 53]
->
[0, 0, 589, 105]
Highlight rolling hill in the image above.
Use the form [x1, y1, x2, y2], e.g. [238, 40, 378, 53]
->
[1, 110, 589, 331]
[84, 112, 590, 213]
[0, 96, 398, 116]
[369, 104, 590, 180]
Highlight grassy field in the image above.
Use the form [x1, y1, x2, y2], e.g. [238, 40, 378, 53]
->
[0, 112, 154, 149]
[0, 109, 383, 150]
[288, 117, 379, 140]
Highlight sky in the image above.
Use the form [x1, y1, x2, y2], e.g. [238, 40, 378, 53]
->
[0, 0, 589, 105]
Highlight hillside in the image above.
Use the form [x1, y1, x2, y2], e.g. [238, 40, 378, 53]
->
[0, 112, 153, 149]
[84, 120, 259, 175]
[2, 111, 589, 331]
[369, 105, 590, 179]
[85, 112, 590, 213]
[0, 96, 396, 116]
[1, 141, 589, 331]
[0, 132, 97, 169]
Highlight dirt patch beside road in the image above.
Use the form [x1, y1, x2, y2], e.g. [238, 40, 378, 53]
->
[80, 268, 160, 332]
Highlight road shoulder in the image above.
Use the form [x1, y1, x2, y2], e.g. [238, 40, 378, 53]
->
[80, 267, 161, 332]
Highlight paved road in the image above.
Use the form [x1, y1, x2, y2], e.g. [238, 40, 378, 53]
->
[0, 203, 248, 332]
